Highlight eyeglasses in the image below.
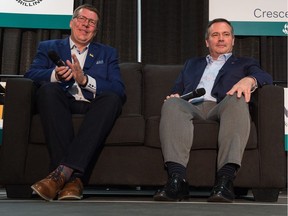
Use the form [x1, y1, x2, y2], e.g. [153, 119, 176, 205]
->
[75, 15, 97, 27]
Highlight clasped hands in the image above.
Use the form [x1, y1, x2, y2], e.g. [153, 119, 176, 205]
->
[55, 54, 87, 86]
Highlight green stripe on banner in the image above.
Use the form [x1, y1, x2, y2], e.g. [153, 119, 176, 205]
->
[0, 13, 71, 29]
[285, 135, 288, 151]
[231, 21, 288, 36]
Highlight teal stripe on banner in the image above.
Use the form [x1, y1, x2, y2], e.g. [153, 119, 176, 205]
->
[0, 13, 71, 29]
[231, 21, 288, 36]
[285, 135, 288, 151]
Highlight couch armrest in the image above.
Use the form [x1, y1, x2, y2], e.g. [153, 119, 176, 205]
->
[0, 78, 36, 184]
[252, 85, 286, 187]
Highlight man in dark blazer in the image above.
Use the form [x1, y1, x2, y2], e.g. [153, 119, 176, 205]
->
[153, 18, 273, 202]
[25, 4, 126, 201]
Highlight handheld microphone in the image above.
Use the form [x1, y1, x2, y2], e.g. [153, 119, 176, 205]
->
[48, 50, 66, 67]
[180, 88, 206, 101]
[47, 50, 74, 88]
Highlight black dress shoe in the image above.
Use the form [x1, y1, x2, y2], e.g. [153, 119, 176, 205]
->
[207, 175, 235, 203]
[153, 174, 189, 201]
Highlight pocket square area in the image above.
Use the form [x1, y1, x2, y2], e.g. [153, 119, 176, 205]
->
[96, 60, 104, 64]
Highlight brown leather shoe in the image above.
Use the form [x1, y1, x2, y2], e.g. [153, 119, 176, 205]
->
[31, 171, 66, 201]
[58, 177, 83, 200]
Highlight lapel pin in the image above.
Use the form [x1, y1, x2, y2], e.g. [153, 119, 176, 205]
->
[89, 53, 94, 58]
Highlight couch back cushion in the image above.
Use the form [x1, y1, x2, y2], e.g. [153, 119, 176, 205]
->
[119, 62, 143, 116]
[143, 64, 182, 117]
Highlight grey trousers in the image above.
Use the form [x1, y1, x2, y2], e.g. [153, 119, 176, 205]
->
[159, 94, 250, 171]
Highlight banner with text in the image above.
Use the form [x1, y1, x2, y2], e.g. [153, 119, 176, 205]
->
[209, 0, 288, 36]
[0, 0, 74, 29]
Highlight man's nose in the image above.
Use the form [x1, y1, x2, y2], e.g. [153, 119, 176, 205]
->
[218, 35, 224, 41]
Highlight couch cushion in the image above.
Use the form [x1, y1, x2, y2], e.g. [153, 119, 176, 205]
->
[105, 114, 145, 145]
[145, 116, 258, 150]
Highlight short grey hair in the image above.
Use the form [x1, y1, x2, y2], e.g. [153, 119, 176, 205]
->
[205, 18, 234, 39]
[72, 4, 101, 29]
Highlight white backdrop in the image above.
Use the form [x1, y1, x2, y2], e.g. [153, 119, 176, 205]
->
[209, 0, 288, 36]
[0, 0, 74, 29]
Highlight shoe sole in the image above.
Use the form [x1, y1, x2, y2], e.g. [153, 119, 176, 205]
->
[153, 195, 190, 202]
[31, 185, 54, 201]
[207, 194, 233, 203]
[58, 195, 83, 200]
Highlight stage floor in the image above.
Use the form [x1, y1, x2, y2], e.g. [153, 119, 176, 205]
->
[0, 187, 287, 216]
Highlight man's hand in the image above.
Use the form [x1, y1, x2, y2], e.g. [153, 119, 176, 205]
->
[66, 54, 87, 86]
[165, 93, 180, 101]
[226, 77, 256, 102]
[55, 66, 73, 82]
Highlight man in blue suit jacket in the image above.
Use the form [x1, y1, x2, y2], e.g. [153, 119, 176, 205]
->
[25, 4, 126, 201]
[153, 18, 273, 202]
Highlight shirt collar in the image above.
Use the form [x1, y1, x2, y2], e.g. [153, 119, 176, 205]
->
[69, 37, 89, 54]
[206, 53, 232, 64]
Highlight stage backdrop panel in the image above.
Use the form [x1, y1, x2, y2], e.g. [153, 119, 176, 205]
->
[209, 0, 288, 36]
[0, 0, 74, 29]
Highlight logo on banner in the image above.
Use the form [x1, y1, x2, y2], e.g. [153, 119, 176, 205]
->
[16, 0, 43, 7]
[283, 23, 288, 35]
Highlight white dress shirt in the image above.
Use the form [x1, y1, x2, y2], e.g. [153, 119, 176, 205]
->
[50, 38, 97, 102]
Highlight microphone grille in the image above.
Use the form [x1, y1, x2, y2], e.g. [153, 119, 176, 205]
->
[48, 50, 60, 62]
[196, 88, 206, 97]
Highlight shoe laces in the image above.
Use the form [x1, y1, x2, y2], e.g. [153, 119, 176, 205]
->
[47, 168, 65, 184]
[215, 176, 233, 190]
[164, 174, 184, 191]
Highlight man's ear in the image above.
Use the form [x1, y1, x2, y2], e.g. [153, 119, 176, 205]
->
[93, 30, 97, 37]
[69, 20, 73, 29]
[205, 40, 209, 48]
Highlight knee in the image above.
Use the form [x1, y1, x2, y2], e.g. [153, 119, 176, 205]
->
[93, 92, 123, 109]
[224, 94, 246, 105]
[37, 83, 62, 98]
[36, 83, 66, 110]
[222, 94, 249, 113]
[161, 97, 185, 116]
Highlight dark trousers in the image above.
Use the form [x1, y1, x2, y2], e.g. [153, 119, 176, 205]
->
[36, 83, 122, 174]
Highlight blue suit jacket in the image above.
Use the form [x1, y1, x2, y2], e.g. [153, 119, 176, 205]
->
[25, 37, 126, 103]
[172, 55, 273, 102]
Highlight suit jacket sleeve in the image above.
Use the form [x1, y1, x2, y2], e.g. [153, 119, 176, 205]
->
[211, 57, 273, 102]
[24, 40, 61, 82]
[243, 58, 273, 87]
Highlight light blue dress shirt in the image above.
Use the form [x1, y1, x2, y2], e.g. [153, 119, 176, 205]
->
[191, 53, 232, 103]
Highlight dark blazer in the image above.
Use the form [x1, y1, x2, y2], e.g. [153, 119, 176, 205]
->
[25, 37, 126, 103]
[172, 55, 273, 102]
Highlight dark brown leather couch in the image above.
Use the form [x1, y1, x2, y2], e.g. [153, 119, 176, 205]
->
[0, 63, 286, 201]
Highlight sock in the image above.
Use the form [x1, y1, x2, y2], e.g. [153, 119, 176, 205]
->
[217, 163, 239, 180]
[55, 165, 74, 182]
[71, 171, 84, 180]
[166, 162, 187, 180]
